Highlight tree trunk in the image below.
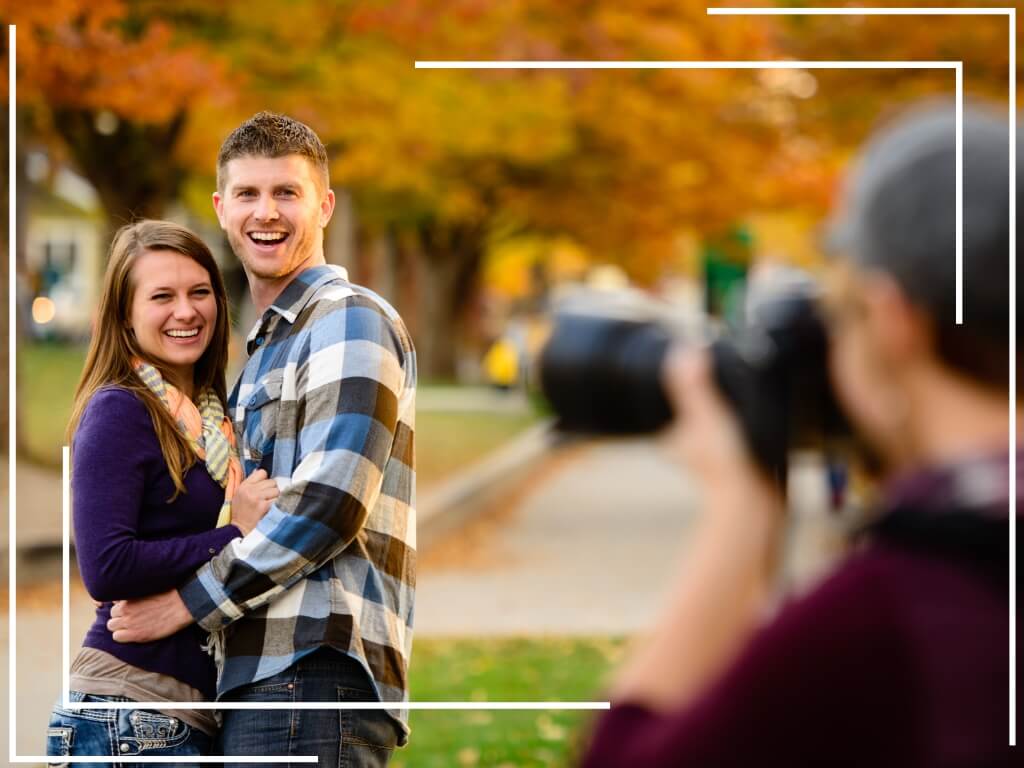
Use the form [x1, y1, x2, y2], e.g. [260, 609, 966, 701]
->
[51, 107, 187, 246]
[411, 221, 485, 380]
[325, 187, 356, 272]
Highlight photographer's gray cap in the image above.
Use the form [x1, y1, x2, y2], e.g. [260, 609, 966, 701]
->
[828, 102, 1018, 335]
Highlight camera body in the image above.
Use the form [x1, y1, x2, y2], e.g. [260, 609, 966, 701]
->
[539, 290, 848, 477]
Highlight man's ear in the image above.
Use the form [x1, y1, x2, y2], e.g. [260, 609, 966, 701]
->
[212, 191, 226, 229]
[861, 272, 932, 364]
[319, 188, 336, 228]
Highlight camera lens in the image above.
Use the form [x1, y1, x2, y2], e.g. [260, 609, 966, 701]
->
[540, 314, 673, 434]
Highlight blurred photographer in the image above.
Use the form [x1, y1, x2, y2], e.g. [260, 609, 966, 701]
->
[580, 103, 1018, 766]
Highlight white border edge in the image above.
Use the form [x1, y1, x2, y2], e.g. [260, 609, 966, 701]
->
[8, 22, 16, 765]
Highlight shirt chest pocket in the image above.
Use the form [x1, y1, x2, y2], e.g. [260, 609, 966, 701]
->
[240, 372, 284, 464]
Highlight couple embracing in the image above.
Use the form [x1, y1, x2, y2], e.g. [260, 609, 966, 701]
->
[46, 113, 417, 767]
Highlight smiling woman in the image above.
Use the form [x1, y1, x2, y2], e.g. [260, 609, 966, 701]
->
[46, 219, 278, 764]
[128, 249, 218, 400]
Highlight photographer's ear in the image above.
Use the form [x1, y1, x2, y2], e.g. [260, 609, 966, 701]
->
[860, 272, 932, 365]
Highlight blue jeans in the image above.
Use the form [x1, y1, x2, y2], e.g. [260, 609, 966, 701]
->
[218, 647, 401, 767]
[46, 691, 213, 767]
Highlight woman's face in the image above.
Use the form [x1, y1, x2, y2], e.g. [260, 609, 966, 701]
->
[824, 263, 910, 468]
[128, 249, 217, 393]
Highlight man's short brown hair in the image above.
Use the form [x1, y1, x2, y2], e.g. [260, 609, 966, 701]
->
[217, 111, 330, 192]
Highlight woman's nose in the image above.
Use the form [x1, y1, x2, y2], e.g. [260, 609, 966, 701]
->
[172, 295, 198, 320]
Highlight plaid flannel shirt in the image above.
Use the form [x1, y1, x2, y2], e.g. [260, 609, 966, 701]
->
[179, 265, 416, 734]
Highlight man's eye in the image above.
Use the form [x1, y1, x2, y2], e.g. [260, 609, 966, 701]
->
[237, 190, 256, 199]
[276, 190, 296, 198]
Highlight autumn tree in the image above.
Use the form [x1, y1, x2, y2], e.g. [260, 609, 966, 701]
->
[7, 0, 231, 240]
[303, 0, 795, 375]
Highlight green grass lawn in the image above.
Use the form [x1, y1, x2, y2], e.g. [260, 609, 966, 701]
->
[398, 637, 627, 768]
[18, 342, 540, 483]
[416, 410, 540, 489]
[16, 342, 88, 466]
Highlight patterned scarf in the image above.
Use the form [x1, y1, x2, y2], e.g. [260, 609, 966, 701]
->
[133, 359, 243, 527]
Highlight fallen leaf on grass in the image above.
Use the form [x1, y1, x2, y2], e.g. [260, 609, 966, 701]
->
[536, 714, 567, 741]
[464, 711, 493, 726]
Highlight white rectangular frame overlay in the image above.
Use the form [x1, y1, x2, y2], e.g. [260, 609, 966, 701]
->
[6, 3, 1016, 761]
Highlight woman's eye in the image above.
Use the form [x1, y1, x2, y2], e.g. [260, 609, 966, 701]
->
[152, 293, 171, 301]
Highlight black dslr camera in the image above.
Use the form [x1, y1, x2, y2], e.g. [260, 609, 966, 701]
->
[539, 291, 849, 478]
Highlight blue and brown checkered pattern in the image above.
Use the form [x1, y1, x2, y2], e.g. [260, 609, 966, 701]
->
[179, 265, 416, 734]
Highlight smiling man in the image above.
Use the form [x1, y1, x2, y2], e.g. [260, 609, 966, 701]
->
[107, 112, 417, 766]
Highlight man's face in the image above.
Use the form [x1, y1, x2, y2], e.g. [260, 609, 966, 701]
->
[213, 154, 334, 285]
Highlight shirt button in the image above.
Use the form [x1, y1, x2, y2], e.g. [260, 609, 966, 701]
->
[255, 336, 265, 347]
[287, 683, 294, 690]
[208, 548, 217, 555]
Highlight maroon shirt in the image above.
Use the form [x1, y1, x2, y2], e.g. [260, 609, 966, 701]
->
[583, 453, 1017, 767]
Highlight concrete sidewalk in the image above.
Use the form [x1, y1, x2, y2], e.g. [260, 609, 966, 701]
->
[413, 440, 845, 636]
[415, 436, 702, 636]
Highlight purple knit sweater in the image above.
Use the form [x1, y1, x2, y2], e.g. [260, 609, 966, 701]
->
[72, 387, 242, 699]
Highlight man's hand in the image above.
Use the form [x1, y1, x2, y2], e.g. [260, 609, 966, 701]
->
[107, 590, 193, 643]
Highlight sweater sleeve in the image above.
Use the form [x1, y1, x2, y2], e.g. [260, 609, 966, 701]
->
[71, 388, 242, 602]
[579, 555, 919, 767]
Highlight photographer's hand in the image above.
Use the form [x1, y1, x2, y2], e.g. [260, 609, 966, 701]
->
[607, 348, 785, 713]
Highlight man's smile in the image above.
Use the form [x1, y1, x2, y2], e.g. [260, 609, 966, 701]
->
[248, 231, 290, 246]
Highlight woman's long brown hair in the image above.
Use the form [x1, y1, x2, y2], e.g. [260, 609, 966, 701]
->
[66, 220, 232, 497]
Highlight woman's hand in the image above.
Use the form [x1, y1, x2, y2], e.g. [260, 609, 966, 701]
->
[605, 348, 786, 713]
[662, 347, 783, 526]
[231, 469, 280, 535]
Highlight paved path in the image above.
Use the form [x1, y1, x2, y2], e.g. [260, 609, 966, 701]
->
[413, 440, 843, 637]
[415, 437, 702, 636]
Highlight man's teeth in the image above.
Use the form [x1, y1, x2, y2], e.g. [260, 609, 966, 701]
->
[250, 232, 287, 242]
[166, 329, 200, 338]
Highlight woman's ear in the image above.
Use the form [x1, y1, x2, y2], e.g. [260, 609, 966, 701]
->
[860, 272, 932, 366]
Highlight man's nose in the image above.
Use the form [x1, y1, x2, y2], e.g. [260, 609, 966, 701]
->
[254, 195, 279, 221]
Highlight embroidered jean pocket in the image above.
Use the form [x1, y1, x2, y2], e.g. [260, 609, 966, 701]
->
[241, 372, 283, 463]
[118, 710, 189, 754]
[46, 726, 74, 760]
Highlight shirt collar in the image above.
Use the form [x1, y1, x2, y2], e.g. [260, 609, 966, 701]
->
[246, 264, 349, 344]
[879, 448, 1021, 522]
